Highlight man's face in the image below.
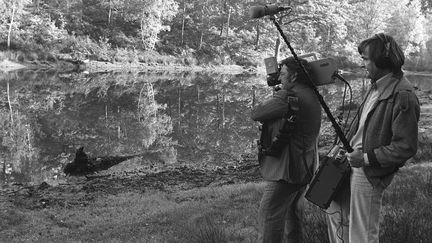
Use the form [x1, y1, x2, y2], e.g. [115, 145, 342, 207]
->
[278, 65, 296, 89]
[361, 45, 379, 80]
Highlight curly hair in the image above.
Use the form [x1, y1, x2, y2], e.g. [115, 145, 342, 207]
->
[279, 56, 313, 85]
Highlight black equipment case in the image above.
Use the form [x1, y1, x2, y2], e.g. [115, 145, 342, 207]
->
[305, 146, 351, 209]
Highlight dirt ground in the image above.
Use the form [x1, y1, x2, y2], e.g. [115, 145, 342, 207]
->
[0, 155, 261, 211]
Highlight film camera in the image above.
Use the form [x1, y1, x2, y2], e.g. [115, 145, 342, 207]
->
[264, 54, 338, 87]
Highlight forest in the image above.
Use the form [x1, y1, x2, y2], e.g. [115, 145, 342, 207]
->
[1, 0, 432, 70]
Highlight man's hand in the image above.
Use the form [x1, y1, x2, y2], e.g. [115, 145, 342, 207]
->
[347, 148, 365, 168]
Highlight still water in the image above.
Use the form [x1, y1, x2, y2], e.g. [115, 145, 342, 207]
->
[1, 70, 431, 185]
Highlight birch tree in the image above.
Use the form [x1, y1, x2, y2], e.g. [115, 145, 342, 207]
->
[0, 0, 31, 49]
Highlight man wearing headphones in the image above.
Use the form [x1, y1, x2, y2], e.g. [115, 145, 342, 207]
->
[327, 33, 420, 242]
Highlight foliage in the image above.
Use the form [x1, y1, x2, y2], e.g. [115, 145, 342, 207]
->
[17, 14, 69, 47]
[121, 0, 179, 49]
[0, 0, 431, 69]
[0, 0, 31, 45]
[411, 0, 432, 12]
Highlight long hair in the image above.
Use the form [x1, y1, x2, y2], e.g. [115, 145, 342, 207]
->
[358, 33, 405, 75]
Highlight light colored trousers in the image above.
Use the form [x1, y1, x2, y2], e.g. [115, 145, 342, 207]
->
[259, 180, 305, 243]
[327, 168, 385, 243]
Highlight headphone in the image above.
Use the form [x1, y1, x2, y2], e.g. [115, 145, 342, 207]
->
[374, 33, 392, 69]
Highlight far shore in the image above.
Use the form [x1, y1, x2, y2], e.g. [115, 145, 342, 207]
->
[0, 56, 252, 75]
[2, 57, 431, 77]
[84, 59, 249, 74]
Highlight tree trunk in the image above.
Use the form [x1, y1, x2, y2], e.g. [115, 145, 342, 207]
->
[199, 7, 205, 50]
[196, 86, 200, 131]
[199, 32, 204, 50]
[254, 24, 260, 50]
[222, 89, 225, 128]
[66, 0, 70, 15]
[178, 88, 182, 133]
[108, 0, 112, 25]
[216, 94, 220, 128]
[225, 6, 231, 38]
[140, 21, 146, 47]
[1, 159, 5, 181]
[34, 0, 40, 12]
[105, 105, 108, 123]
[117, 106, 121, 139]
[251, 87, 256, 108]
[181, 1, 186, 45]
[219, 0, 227, 36]
[138, 83, 146, 122]
[7, 3, 17, 50]
[219, 21, 224, 36]
[7, 82, 13, 124]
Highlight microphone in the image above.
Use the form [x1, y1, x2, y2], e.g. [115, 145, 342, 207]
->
[249, 5, 291, 19]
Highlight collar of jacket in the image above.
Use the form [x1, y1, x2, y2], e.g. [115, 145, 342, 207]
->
[376, 73, 413, 101]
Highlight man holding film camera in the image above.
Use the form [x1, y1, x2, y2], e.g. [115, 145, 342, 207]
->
[251, 57, 322, 242]
[326, 33, 420, 243]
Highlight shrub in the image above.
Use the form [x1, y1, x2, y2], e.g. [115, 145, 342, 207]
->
[113, 47, 130, 63]
[17, 14, 69, 50]
[187, 216, 229, 243]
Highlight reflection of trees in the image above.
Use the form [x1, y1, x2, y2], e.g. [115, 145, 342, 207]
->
[0, 88, 39, 183]
[156, 73, 258, 165]
[137, 82, 173, 149]
[1, 70, 178, 183]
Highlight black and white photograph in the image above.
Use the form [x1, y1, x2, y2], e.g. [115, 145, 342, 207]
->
[1, 0, 431, 242]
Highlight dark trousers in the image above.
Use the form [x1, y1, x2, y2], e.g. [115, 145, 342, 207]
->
[259, 181, 305, 243]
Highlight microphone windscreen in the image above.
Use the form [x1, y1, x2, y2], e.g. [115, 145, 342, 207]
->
[249, 6, 265, 18]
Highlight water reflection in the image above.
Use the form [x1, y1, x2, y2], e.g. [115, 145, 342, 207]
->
[0, 70, 430, 184]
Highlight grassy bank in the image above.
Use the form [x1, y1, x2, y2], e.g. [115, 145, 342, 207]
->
[1, 162, 431, 242]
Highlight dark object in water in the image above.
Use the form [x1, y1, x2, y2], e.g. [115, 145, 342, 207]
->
[63, 146, 143, 176]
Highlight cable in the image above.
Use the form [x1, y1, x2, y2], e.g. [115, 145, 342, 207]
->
[332, 72, 354, 145]
[320, 208, 346, 243]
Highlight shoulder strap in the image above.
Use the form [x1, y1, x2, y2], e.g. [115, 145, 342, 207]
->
[284, 96, 299, 121]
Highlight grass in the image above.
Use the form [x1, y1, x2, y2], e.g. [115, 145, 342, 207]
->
[1, 163, 432, 242]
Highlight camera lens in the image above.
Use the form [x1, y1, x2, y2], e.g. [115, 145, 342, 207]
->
[267, 73, 281, 86]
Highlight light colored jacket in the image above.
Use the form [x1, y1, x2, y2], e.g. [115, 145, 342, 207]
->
[251, 83, 322, 185]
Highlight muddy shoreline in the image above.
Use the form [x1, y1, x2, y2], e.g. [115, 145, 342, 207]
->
[1, 158, 261, 210]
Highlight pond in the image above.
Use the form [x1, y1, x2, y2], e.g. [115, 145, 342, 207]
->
[0, 69, 431, 185]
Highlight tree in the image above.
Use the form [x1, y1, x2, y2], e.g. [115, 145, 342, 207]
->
[0, 0, 31, 48]
[122, 0, 179, 50]
[410, 0, 432, 12]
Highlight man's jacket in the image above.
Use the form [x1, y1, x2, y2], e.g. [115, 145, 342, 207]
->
[251, 83, 322, 185]
[347, 73, 420, 188]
